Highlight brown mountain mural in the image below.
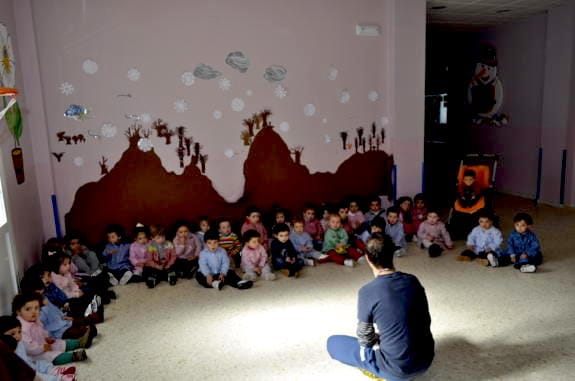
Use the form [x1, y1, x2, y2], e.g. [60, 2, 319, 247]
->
[65, 123, 393, 245]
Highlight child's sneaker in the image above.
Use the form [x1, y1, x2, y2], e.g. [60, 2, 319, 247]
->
[280, 269, 290, 277]
[51, 366, 76, 376]
[344, 259, 355, 267]
[303, 258, 315, 267]
[318, 254, 329, 261]
[394, 248, 406, 257]
[72, 349, 88, 362]
[520, 264, 536, 273]
[487, 253, 499, 267]
[59, 374, 76, 381]
[211, 280, 223, 290]
[293, 270, 301, 278]
[119, 270, 133, 285]
[168, 272, 177, 286]
[357, 255, 367, 264]
[262, 272, 276, 281]
[243, 272, 257, 282]
[237, 280, 253, 290]
[108, 272, 119, 286]
[456, 254, 472, 262]
[146, 277, 157, 289]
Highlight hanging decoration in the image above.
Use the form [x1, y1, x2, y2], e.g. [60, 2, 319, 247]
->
[64, 104, 90, 120]
[264, 65, 287, 82]
[225, 51, 250, 73]
[193, 64, 221, 80]
[59, 82, 74, 95]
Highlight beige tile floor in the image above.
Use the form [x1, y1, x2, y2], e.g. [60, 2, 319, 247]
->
[75, 195, 575, 381]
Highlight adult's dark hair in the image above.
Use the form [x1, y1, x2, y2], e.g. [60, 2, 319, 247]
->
[203, 230, 220, 243]
[0, 315, 20, 334]
[365, 233, 395, 269]
[242, 229, 261, 242]
[20, 275, 45, 294]
[272, 223, 290, 235]
[0, 334, 18, 351]
[12, 293, 43, 316]
[513, 212, 533, 225]
[463, 169, 476, 178]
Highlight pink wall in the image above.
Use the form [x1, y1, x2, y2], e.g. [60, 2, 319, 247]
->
[0, 0, 44, 277]
[12, 0, 426, 237]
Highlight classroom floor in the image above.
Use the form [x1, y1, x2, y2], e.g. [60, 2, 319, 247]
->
[74, 195, 575, 381]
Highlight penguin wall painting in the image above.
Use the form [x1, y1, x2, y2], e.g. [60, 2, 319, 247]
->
[467, 43, 509, 127]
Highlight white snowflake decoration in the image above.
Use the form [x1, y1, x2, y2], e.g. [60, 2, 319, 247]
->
[213, 110, 223, 120]
[328, 67, 338, 81]
[82, 59, 98, 75]
[381, 116, 389, 126]
[339, 90, 351, 104]
[324, 135, 332, 144]
[304, 103, 316, 117]
[127, 68, 141, 81]
[181, 71, 195, 86]
[231, 98, 245, 112]
[279, 122, 290, 132]
[174, 99, 189, 113]
[73, 157, 84, 167]
[245, 89, 253, 96]
[137, 138, 153, 152]
[322, 117, 328, 124]
[101, 123, 117, 138]
[368, 91, 379, 102]
[224, 149, 235, 159]
[274, 84, 288, 99]
[140, 113, 152, 124]
[218, 77, 231, 91]
[59, 82, 74, 96]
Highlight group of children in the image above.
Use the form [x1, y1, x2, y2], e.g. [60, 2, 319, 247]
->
[0, 193, 543, 380]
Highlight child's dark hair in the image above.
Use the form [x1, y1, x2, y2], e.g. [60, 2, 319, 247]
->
[133, 225, 151, 239]
[426, 208, 439, 217]
[272, 223, 290, 235]
[45, 251, 72, 274]
[106, 224, 126, 237]
[292, 217, 305, 225]
[203, 230, 220, 243]
[368, 195, 381, 204]
[42, 237, 66, 263]
[198, 216, 209, 224]
[370, 217, 386, 230]
[0, 315, 21, 334]
[20, 275, 45, 294]
[477, 208, 493, 221]
[12, 293, 43, 316]
[463, 169, 476, 178]
[513, 212, 533, 225]
[365, 233, 396, 269]
[65, 231, 84, 244]
[245, 206, 261, 217]
[396, 196, 413, 207]
[150, 225, 166, 237]
[242, 229, 261, 242]
[386, 206, 400, 216]
[24, 264, 48, 280]
[414, 193, 426, 203]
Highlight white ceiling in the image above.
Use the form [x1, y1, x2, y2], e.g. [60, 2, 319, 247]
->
[427, 0, 574, 29]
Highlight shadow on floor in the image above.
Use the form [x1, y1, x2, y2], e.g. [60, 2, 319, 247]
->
[418, 333, 574, 380]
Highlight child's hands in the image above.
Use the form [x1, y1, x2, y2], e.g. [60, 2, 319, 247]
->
[510, 255, 516, 263]
[45, 337, 56, 344]
[206, 275, 213, 284]
[520, 253, 528, 259]
[335, 243, 344, 249]
[286, 257, 295, 264]
[446, 245, 453, 250]
[108, 249, 118, 255]
[218, 274, 225, 282]
[62, 303, 70, 312]
[254, 267, 262, 275]
[63, 316, 73, 321]
[466, 245, 475, 251]
[301, 247, 311, 252]
[426, 235, 433, 241]
[44, 343, 52, 352]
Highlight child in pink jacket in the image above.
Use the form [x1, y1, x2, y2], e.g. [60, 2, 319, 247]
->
[129, 226, 152, 279]
[417, 210, 453, 258]
[240, 230, 275, 282]
[13, 293, 87, 365]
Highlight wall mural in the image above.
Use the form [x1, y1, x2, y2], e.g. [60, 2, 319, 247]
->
[65, 110, 393, 245]
[468, 43, 509, 127]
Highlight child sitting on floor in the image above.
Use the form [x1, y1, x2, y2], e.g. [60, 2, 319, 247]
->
[271, 207, 291, 232]
[290, 218, 327, 265]
[145, 225, 177, 288]
[417, 209, 453, 258]
[129, 225, 152, 280]
[396, 196, 417, 242]
[217, 218, 242, 268]
[241, 230, 276, 282]
[195, 217, 210, 251]
[13, 293, 88, 365]
[385, 207, 407, 257]
[271, 223, 304, 278]
[337, 205, 353, 235]
[359, 217, 386, 244]
[102, 224, 133, 286]
[196, 230, 253, 290]
[321, 214, 363, 267]
[303, 206, 324, 250]
[172, 222, 201, 279]
[457, 209, 502, 266]
[241, 206, 269, 250]
[411, 193, 428, 234]
[498, 212, 542, 273]
[1, 316, 77, 381]
[347, 198, 366, 233]
[364, 196, 386, 224]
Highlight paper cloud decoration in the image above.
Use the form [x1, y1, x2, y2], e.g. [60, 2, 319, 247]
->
[193, 64, 221, 80]
[225, 51, 250, 73]
[264, 65, 287, 82]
